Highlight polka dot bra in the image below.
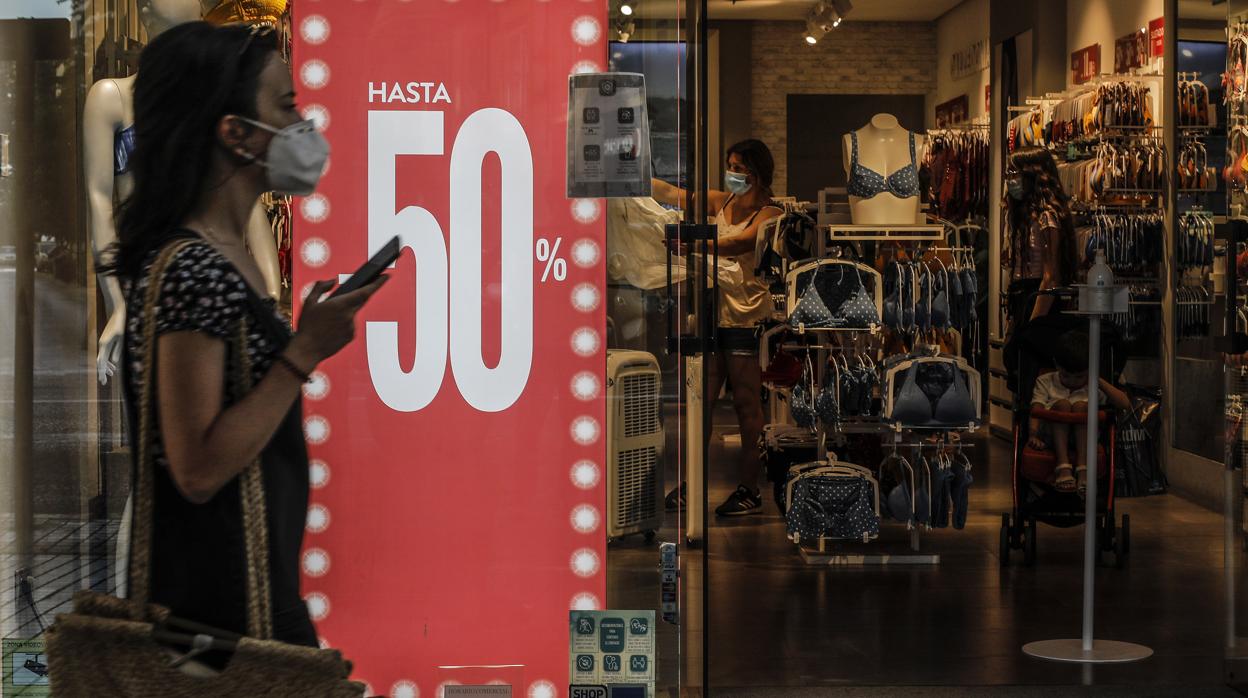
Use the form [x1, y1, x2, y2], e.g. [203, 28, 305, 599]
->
[847, 131, 921, 200]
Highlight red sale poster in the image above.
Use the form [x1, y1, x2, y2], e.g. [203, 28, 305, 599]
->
[291, 2, 608, 696]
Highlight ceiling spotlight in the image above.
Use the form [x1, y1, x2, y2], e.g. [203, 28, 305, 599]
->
[620, 2, 633, 16]
[833, 17, 841, 27]
[803, 18, 827, 45]
[616, 17, 636, 42]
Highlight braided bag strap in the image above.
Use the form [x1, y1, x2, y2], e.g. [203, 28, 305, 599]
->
[128, 239, 198, 614]
[128, 239, 273, 640]
[233, 318, 274, 640]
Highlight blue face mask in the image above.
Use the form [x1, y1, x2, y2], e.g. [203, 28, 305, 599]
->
[1006, 177, 1024, 200]
[725, 170, 753, 195]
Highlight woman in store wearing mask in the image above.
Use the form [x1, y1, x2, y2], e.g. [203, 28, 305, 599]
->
[651, 139, 783, 516]
[103, 23, 383, 647]
[1003, 149, 1078, 331]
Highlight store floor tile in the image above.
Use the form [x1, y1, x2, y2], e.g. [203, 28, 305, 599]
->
[609, 403, 1244, 691]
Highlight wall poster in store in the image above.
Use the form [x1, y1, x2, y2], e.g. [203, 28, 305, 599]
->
[568, 72, 652, 198]
[291, 3, 608, 697]
[1150, 17, 1165, 58]
[934, 95, 969, 128]
[1114, 28, 1148, 74]
[1071, 43, 1101, 85]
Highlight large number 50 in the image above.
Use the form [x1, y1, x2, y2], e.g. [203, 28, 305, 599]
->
[366, 109, 534, 413]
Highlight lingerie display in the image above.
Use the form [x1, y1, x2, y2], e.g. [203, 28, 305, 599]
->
[882, 254, 978, 336]
[1177, 138, 1217, 192]
[1056, 141, 1167, 204]
[1177, 210, 1215, 274]
[1109, 286, 1163, 343]
[1175, 285, 1213, 340]
[754, 210, 818, 288]
[1007, 80, 1156, 154]
[922, 128, 990, 221]
[878, 448, 973, 530]
[1074, 212, 1164, 279]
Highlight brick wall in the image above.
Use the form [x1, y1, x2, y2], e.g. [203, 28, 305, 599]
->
[750, 21, 938, 196]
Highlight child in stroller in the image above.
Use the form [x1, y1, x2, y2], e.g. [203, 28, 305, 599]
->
[1027, 331, 1131, 497]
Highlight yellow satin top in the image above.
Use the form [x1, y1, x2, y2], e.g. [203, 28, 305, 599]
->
[205, 0, 287, 26]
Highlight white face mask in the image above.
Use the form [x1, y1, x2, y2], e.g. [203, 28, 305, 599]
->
[724, 170, 752, 195]
[237, 117, 330, 196]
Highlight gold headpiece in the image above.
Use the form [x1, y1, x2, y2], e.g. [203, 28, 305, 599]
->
[204, 0, 288, 27]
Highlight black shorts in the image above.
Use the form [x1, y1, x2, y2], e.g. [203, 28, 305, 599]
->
[718, 326, 759, 355]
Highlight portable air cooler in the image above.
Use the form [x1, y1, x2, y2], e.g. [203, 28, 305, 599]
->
[606, 350, 665, 542]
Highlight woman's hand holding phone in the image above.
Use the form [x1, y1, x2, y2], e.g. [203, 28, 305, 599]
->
[285, 276, 388, 373]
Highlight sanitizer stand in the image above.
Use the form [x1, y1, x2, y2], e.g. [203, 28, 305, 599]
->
[1022, 252, 1153, 665]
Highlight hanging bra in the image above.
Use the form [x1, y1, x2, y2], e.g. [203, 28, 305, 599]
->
[115, 124, 136, 175]
[847, 131, 921, 200]
[933, 365, 976, 424]
[890, 362, 932, 426]
[889, 358, 978, 427]
[931, 262, 951, 330]
[791, 355, 818, 429]
[789, 264, 836, 329]
[788, 262, 879, 330]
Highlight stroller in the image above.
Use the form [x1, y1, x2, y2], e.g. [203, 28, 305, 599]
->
[1000, 290, 1130, 567]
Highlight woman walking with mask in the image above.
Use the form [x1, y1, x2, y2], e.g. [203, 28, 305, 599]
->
[105, 22, 384, 648]
[652, 139, 783, 516]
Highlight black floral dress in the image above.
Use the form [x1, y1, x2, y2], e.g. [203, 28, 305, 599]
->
[122, 236, 315, 646]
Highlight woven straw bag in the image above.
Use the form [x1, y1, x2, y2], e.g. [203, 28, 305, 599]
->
[46, 239, 366, 697]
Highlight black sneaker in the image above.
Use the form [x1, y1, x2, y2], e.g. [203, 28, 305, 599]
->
[665, 482, 687, 512]
[715, 485, 763, 517]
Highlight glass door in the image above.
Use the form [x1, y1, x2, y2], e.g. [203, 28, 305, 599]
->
[601, 0, 712, 694]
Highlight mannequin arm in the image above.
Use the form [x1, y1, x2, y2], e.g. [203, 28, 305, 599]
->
[246, 201, 282, 299]
[83, 79, 129, 384]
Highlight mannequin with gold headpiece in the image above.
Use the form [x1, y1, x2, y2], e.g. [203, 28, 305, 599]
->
[204, 0, 288, 26]
[84, 0, 284, 386]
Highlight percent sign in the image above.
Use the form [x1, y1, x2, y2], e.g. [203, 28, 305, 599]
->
[535, 237, 568, 282]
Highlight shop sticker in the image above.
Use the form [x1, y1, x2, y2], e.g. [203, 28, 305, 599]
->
[570, 686, 607, 698]
[570, 610, 655, 689]
[2, 638, 50, 696]
[567, 73, 652, 198]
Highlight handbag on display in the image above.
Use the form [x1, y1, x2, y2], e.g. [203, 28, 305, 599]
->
[45, 239, 365, 698]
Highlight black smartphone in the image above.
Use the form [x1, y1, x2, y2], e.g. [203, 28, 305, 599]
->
[329, 235, 401, 299]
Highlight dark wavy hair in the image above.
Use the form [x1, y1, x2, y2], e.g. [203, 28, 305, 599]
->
[104, 21, 278, 280]
[1005, 148, 1078, 286]
[726, 138, 775, 196]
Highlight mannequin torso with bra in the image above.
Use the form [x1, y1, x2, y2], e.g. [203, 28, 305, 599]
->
[83, 0, 282, 385]
[843, 113, 927, 226]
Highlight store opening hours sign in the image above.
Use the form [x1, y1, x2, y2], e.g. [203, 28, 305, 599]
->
[292, 3, 607, 697]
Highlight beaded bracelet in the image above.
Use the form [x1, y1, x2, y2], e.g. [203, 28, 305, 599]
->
[274, 354, 312, 383]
